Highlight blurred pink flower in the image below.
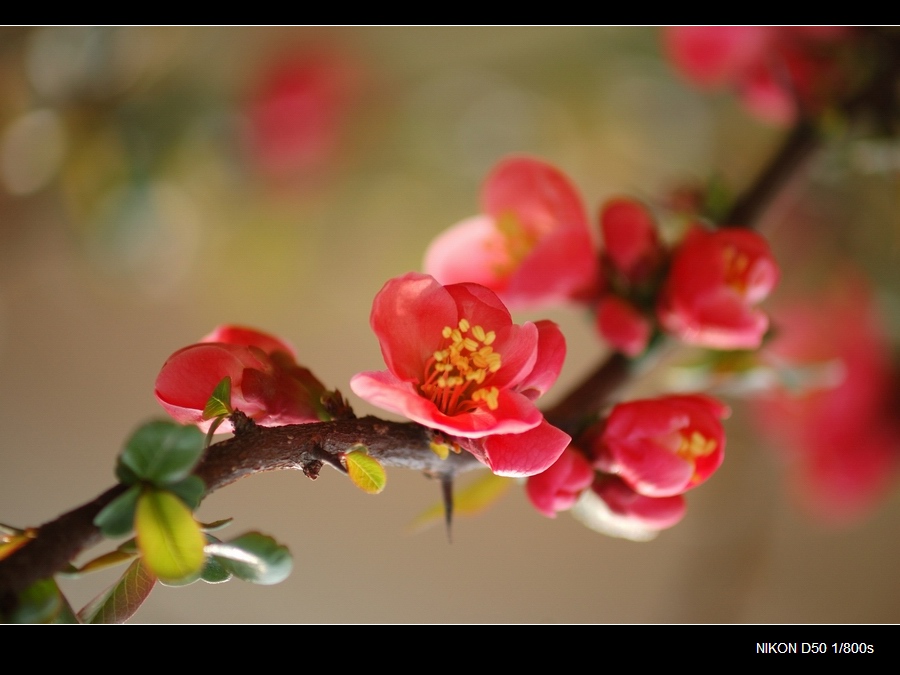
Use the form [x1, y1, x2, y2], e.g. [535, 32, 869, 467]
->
[599, 197, 664, 287]
[155, 325, 329, 433]
[663, 26, 853, 125]
[241, 46, 362, 186]
[751, 273, 900, 525]
[656, 225, 779, 350]
[595, 295, 652, 358]
[350, 272, 570, 476]
[526, 446, 595, 518]
[594, 393, 730, 497]
[424, 156, 600, 310]
[592, 197, 665, 357]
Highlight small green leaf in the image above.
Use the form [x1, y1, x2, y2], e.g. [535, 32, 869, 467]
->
[78, 558, 157, 624]
[408, 472, 512, 533]
[50, 595, 80, 624]
[135, 487, 205, 586]
[199, 518, 233, 532]
[93, 484, 141, 538]
[202, 376, 233, 420]
[65, 548, 139, 577]
[206, 532, 292, 585]
[119, 420, 205, 485]
[199, 556, 233, 584]
[166, 475, 206, 510]
[344, 447, 387, 495]
[115, 461, 140, 486]
[5, 578, 62, 624]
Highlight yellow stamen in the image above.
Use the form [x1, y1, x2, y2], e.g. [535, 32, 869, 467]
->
[420, 319, 503, 415]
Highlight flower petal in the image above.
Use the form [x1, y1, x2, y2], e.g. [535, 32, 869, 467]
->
[473, 419, 572, 477]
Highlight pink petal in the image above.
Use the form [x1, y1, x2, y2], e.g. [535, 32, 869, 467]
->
[503, 221, 599, 307]
[484, 156, 589, 236]
[423, 215, 511, 291]
[516, 320, 566, 399]
[475, 419, 572, 477]
[370, 272, 458, 382]
[349, 370, 541, 438]
[596, 295, 652, 357]
[201, 325, 297, 358]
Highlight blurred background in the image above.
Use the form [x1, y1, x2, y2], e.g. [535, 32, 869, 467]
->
[2, 26, 899, 623]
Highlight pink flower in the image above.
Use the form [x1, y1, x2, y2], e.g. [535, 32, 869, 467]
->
[241, 46, 362, 186]
[656, 225, 779, 350]
[599, 197, 663, 287]
[663, 26, 853, 125]
[595, 295, 652, 358]
[350, 272, 571, 476]
[424, 156, 600, 310]
[155, 325, 329, 433]
[594, 394, 729, 498]
[750, 272, 900, 525]
[525, 446, 595, 518]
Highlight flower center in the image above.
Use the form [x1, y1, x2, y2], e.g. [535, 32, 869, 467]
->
[421, 318, 502, 415]
[722, 245, 751, 294]
[677, 430, 717, 460]
[489, 211, 542, 278]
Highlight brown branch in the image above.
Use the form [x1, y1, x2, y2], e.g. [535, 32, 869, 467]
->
[0, 414, 483, 615]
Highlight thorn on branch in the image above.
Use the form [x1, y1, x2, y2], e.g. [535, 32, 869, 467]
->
[230, 410, 258, 436]
[323, 389, 356, 420]
[302, 459, 324, 480]
[441, 474, 454, 544]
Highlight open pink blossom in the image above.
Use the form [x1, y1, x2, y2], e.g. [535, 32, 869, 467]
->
[424, 156, 600, 310]
[350, 272, 570, 476]
[594, 394, 729, 498]
[526, 446, 595, 518]
[155, 325, 329, 433]
[656, 225, 779, 350]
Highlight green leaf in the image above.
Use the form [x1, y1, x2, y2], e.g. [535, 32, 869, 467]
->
[51, 595, 80, 624]
[166, 475, 206, 510]
[135, 487, 206, 586]
[408, 472, 512, 533]
[202, 376, 233, 420]
[206, 532, 292, 585]
[93, 484, 141, 538]
[77, 558, 158, 624]
[199, 555, 233, 584]
[119, 420, 205, 485]
[65, 548, 139, 577]
[199, 518, 233, 532]
[344, 447, 387, 495]
[5, 578, 62, 624]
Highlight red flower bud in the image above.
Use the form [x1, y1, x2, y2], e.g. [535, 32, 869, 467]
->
[155, 325, 329, 433]
[595, 393, 729, 497]
[656, 225, 779, 350]
[525, 446, 595, 518]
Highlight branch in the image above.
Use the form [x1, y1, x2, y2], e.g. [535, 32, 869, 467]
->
[0, 413, 483, 612]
